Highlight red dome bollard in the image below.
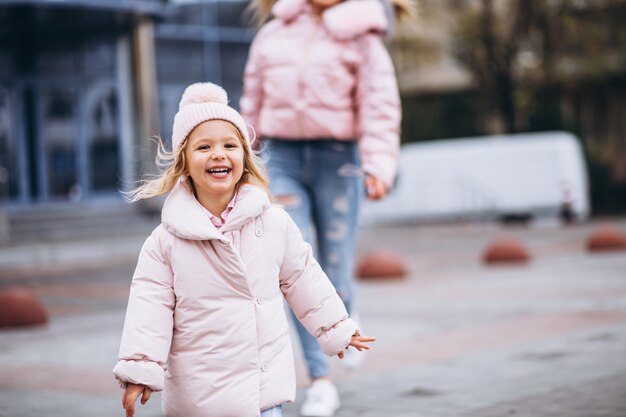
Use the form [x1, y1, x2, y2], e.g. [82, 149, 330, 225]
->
[0, 288, 49, 328]
[355, 251, 408, 281]
[482, 238, 531, 265]
[586, 226, 626, 252]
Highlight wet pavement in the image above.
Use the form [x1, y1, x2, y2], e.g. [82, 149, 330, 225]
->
[1, 218, 625, 417]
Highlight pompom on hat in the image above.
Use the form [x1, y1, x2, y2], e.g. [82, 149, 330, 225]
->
[171, 82, 250, 152]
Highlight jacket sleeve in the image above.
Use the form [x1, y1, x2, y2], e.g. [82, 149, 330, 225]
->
[356, 33, 401, 188]
[278, 213, 358, 356]
[240, 28, 266, 137]
[112, 230, 175, 392]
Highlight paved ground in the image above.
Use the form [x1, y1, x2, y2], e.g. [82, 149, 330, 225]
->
[1, 218, 625, 417]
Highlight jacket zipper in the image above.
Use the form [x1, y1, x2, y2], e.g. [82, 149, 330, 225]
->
[297, 18, 318, 138]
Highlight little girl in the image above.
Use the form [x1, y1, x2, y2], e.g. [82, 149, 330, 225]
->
[113, 82, 374, 417]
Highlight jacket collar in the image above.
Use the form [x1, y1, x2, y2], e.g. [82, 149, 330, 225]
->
[161, 179, 270, 241]
[272, 0, 388, 40]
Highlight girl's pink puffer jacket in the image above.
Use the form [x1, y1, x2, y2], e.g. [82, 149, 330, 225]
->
[113, 181, 357, 417]
[241, 0, 401, 187]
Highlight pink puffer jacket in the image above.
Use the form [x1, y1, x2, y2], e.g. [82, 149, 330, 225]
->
[113, 181, 357, 417]
[240, 0, 401, 187]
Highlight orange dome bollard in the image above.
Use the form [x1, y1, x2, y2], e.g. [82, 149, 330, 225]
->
[586, 226, 626, 252]
[0, 288, 49, 328]
[482, 238, 531, 265]
[355, 251, 408, 280]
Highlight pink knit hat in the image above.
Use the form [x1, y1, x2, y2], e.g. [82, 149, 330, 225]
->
[171, 82, 250, 152]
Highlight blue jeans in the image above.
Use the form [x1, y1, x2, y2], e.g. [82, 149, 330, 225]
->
[260, 405, 283, 417]
[263, 138, 363, 379]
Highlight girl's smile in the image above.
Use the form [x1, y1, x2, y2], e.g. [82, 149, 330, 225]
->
[206, 166, 232, 178]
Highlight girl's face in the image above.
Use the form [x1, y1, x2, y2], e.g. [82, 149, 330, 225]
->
[184, 120, 245, 202]
[309, 0, 343, 12]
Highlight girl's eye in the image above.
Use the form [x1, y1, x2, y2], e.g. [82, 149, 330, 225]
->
[225, 143, 238, 149]
[197, 145, 210, 150]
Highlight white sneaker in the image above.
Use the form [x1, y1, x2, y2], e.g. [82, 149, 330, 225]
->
[300, 379, 340, 417]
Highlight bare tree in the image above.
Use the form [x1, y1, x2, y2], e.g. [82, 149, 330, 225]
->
[452, 0, 539, 133]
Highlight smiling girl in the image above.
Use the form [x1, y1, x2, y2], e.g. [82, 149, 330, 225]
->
[113, 82, 374, 417]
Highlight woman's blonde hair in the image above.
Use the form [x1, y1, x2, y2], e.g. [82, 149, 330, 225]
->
[125, 128, 270, 202]
[390, 0, 418, 23]
[245, 0, 417, 27]
[245, 0, 274, 26]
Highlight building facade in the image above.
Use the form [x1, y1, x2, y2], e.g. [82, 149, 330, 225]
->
[0, 0, 252, 207]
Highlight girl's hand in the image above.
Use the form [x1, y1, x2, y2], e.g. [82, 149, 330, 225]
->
[365, 175, 388, 200]
[338, 334, 376, 359]
[122, 383, 152, 417]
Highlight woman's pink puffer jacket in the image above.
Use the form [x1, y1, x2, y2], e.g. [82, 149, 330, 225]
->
[240, 0, 401, 187]
[113, 181, 357, 417]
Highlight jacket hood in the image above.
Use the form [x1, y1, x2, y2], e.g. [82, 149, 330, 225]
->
[272, 0, 388, 40]
[161, 179, 270, 240]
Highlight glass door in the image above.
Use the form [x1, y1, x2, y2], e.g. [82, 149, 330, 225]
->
[39, 85, 79, 201]
[0, 87, 19, 203]
[86, 81, 120, 193]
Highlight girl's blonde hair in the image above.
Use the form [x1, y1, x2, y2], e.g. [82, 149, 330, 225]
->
[125, 128, 270, 202]
[246, 0, 417, 27]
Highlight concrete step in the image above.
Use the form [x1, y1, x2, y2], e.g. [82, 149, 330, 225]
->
[4, 199, 160, 245]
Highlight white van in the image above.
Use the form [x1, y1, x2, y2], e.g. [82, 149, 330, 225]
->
[361, 131, 590, 225]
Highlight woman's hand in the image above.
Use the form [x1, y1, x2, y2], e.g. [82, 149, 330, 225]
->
[338, 334, 376, 359]
[365, 175, 388, 200]
[122, 383, 152, 417]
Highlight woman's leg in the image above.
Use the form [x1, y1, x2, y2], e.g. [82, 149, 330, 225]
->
[260, 405, 283, 417]
[264, 139, 314, 241]
[311, 140, 363, 317]
[263, 139, 330, 380]
[297, 140, 362, 417]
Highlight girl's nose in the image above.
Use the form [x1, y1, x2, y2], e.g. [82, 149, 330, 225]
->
[211, 148, 226, 159]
